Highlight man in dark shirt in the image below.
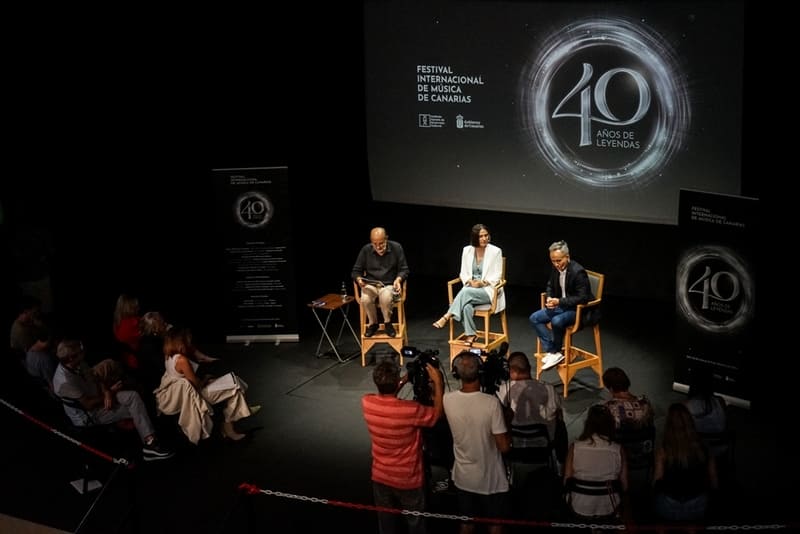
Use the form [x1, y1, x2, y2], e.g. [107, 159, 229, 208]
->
[352, 227, 410, 337]
[529, 240, 593, 370]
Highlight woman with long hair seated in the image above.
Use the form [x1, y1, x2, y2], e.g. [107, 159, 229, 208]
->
[432, 223, 505, 346]
[652, 403, 718, 523]
[155, 327, 255, 442]
[564, 404, 628, 520]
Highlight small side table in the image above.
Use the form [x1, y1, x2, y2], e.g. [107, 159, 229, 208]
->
[308, 294, 361, 363]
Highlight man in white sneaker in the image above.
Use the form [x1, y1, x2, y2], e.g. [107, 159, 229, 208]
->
[52, 339, 175, 462]
[529, 240, 594, 371]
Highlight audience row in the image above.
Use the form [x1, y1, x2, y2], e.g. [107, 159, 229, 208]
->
[9, 293, 261, 464]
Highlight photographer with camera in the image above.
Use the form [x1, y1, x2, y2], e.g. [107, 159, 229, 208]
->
[445, 350, 511, 533]
[362, 359, 443, 534]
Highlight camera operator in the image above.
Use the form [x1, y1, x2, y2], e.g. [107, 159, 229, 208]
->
[362, 360, 443, 534]
[445, 351, 511, 533]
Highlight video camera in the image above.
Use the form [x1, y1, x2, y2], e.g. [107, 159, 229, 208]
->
[474, 342, 510, 395]
[402, 346, 441, 406]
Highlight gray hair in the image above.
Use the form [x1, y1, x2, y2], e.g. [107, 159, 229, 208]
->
[454, 351, 481, 383]
[549, 240, 569, 255]
[56, 339, 83, 361]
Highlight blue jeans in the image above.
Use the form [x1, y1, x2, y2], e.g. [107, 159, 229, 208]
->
[529, 307, 576, 354]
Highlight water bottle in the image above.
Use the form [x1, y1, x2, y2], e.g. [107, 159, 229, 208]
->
[341, 281, 348, 301]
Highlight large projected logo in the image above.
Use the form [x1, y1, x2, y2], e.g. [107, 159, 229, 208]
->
[520, 17, 690, 188]
[676, 245, 754, 334]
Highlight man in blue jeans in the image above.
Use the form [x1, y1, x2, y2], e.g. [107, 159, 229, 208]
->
[529, 240, 593, 370]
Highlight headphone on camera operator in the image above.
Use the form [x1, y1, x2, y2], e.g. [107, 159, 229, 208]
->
[452, 342, 510, 395]
[451, 348, 484, 380]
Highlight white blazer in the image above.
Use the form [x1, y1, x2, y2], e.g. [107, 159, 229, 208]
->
[459, 243, 506, 313]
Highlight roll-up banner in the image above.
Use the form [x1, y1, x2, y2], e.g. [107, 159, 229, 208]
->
[214, 166, 298, 343]
[674, 189, 757, 408]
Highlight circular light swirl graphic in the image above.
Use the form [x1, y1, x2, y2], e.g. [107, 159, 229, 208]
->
[676, 245, 754, 334]
[234, 191, 273, 229]
[520, 17, 690, 188]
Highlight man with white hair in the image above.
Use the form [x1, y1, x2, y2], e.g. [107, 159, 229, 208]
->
[52, 339, 174, 462]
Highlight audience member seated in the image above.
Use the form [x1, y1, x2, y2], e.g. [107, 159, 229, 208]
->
[564, 404, 628, 521]
[113, 293, 142, 371]
[10, 295, 48, 362]
[52, 339, 174, 461]
[684, 367, 732, 471]
[24, 331, 58, 395]
[652, 403, 718, 523]
[684, 367, 727, 435]
[602, 366, 656, 490]
[138, 311, 172, 393]
[155, 328, 256, 443]
[139, 312, 226, 391]
[497, 352, 566, 467]
[603, 367, 655, 431]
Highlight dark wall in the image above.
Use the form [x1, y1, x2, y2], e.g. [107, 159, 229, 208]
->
[2, 2, 762, 348]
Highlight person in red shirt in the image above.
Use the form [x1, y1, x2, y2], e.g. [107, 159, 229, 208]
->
[361, 360, 443, 534]
[113, 293, 141, 370]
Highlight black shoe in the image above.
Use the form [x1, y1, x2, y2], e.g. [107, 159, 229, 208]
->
[365, 324, 379, 337]
[384, 322, 396, 338]
[142, 441, 175, 462]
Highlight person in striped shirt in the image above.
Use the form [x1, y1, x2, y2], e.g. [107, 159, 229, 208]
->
[362, 359, 444, 534]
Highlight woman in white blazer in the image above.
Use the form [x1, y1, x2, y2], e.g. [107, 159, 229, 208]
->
[433, 224, 505, 345]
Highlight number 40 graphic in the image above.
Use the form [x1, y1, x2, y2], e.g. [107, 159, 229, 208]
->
[551, 63, 651, 146]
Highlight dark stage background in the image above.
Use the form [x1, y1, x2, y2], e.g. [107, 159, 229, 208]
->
[1, 0, 763, 383]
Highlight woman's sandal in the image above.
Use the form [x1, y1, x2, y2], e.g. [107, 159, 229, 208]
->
[432, 316, 449, 329]
[462, 335, 477, 346]
[221, 421, 247, 441]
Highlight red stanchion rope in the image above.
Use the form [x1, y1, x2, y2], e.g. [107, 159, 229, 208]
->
[1, 397, 133, 468]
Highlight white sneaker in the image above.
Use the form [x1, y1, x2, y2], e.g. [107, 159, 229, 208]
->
[541, 352, 564, 371]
